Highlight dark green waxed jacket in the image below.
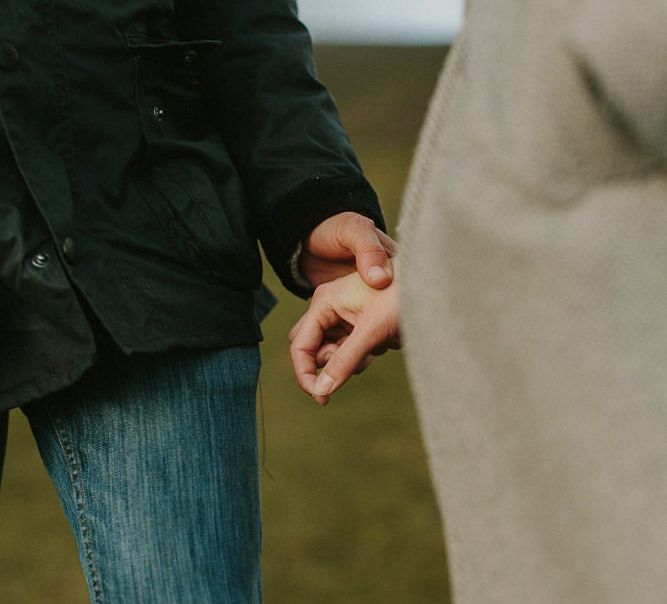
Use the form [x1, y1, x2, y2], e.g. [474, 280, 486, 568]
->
[0, 0, 384, 416]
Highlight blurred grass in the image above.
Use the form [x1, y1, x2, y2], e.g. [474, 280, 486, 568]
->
[0, 45, 450, 603]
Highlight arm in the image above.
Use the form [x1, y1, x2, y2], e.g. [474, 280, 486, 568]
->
[176, 0, 389, 296]
[289, 262, 401, 406]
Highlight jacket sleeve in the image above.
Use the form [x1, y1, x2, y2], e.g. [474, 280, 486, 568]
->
[570, 0, 667, 161]
[176, 0, 385, 296]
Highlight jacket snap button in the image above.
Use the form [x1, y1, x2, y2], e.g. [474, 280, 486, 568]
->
[183, 49, 198, 66]
[62, 237, 77, 265]
[0, 43, 20, 70]
[152, 106, 165, 122]
[30, 253, 50, 269]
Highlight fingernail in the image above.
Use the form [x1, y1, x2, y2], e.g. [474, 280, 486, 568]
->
[312, 395, 329, 407]
[314, 372, 335, 396]
[368, 266, 389, 282]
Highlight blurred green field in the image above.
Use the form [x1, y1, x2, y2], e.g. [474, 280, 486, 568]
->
[0, 45, 450, 603]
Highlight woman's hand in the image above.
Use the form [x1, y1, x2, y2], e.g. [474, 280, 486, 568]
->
[289, 261, 401, 405]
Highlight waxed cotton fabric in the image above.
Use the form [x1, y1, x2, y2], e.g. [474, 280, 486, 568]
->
[0, 0, 383, 411]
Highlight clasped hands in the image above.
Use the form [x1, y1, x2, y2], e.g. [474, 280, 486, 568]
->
[289, 212, 401, 405]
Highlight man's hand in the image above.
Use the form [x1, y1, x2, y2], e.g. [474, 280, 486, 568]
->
[299, 212, 397, 290]
[289, 265, 401, 406]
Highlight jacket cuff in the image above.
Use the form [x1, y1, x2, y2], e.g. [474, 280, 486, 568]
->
[261, 174, 385, 298]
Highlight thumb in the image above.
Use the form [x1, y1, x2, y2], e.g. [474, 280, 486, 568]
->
[313, 323, 378, 398]
[352, 230, 394, 289]
[333, 215, 394, 289]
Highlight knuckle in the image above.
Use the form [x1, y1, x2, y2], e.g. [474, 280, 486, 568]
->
[289, 334, 309, 354]
[330, 346, 353, 369]
[339, 212, 373, 235]
[351, 212, 374, 227]
[289, 344, 301, 361]
[361, 241, 386, 255]
[311, 284, 330, 303]
[355, 219, 377, 237]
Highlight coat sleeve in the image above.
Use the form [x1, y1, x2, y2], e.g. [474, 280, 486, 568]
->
[176, 0, 385, 297]
[570, 0, 667, 161]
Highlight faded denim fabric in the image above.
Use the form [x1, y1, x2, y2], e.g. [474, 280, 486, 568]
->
[24, 344, 262, 604]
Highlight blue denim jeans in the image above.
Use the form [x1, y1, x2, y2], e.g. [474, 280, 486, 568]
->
[23, 344, 262, 604]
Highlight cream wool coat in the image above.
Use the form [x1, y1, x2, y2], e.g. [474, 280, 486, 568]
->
[399, 1, 667, 602]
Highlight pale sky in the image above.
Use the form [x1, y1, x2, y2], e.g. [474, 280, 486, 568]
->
[298, 0, 464, 44]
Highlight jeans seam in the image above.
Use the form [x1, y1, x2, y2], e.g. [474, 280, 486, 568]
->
[47, 405, 106, 604]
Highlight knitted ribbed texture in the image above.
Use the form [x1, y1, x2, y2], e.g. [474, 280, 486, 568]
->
[399, 2, 667, 602]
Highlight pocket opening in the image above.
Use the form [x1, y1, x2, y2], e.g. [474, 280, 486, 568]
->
[127, 35, 222, 72]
